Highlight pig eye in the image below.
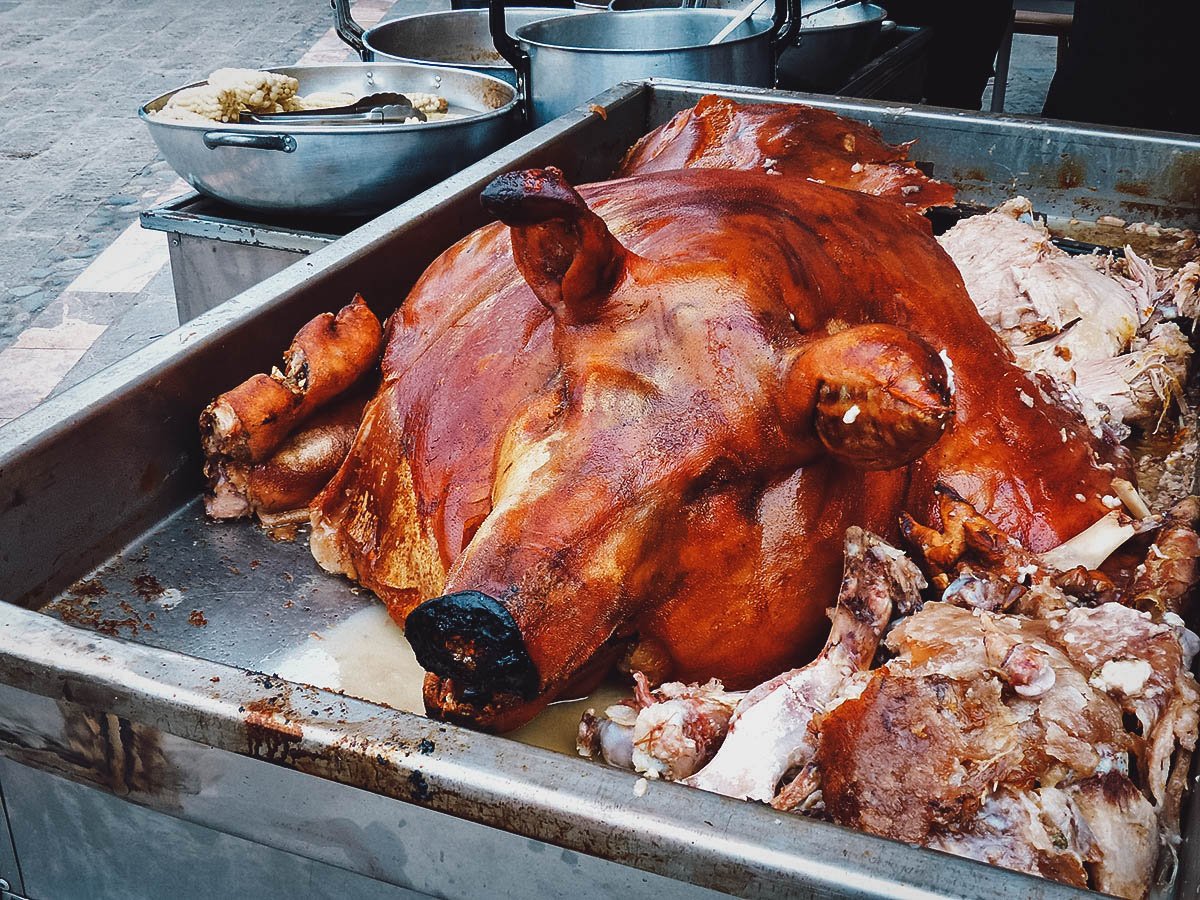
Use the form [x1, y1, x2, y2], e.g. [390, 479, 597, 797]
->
[681, 457, 742, 504]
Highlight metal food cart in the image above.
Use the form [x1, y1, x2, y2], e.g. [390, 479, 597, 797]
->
[1, 80, 1197, 899]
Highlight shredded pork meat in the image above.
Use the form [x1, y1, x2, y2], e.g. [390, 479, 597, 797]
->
[583, 501, 1200, 899]
[938, 198, 1195, 437]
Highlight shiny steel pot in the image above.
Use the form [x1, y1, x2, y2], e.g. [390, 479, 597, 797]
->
[492, 0, 795, 126]
[608, 0, 770, 13]
[777, 2, 892, 91]
[607, 0, 684, 9]
[331, 2, 585, 87]
[139, 63, 519, 216]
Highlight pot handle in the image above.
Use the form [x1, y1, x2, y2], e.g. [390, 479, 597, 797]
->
[770, 0, 799, 54]
[330, 0, 368, 59]
[489, 0, 532, 124]
[203, 132, 298, 153]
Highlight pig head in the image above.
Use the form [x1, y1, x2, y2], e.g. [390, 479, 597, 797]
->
[311, 167, 1129, 732]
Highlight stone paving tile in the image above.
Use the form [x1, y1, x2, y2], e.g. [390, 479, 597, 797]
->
[51, 271, 179, 398]
[65, 222, 168, 294]
[0, 0, 349, 356]
[11, 317, 105, 351]
[0, 347, 90, 418]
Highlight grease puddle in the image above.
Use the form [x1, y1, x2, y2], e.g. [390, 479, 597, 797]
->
[263, 603, 627, 755]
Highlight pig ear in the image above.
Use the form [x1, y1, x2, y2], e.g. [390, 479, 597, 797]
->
[481, 168, 627, 325]
[780, 324, 954, 470]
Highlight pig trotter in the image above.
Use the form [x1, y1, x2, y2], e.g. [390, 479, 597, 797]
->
[406, 590, 541, 701]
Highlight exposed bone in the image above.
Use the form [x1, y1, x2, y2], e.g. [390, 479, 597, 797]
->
[681, 528, 924, 802]
[1037, 511, 1136, 572]
[577, 675, 744, 780]
[1111, 477, 1153, 519]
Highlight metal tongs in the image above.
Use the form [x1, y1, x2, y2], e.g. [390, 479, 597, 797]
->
[241, 92, 428, 126]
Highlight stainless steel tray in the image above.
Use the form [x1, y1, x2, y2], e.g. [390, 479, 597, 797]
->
[2, 80, 1198, 900]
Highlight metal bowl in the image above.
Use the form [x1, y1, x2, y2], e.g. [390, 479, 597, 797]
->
[503, 7, 785, 125]
[358, 8, 587, 86]
[139, 63, 520, 216]
[607, 0, 771, 14]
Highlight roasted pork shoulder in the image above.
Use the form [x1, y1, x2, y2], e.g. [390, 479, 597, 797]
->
[310, 157, 1130, 732]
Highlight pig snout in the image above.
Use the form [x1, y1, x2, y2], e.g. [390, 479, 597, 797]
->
[406, 590, 540, 702]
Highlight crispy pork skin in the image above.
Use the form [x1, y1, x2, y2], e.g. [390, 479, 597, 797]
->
[617, 94, 956, 213]
[312, 153, 1131, 731]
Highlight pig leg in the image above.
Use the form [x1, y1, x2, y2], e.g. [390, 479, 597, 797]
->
[205, 390, 370, 521]
[200, 294, 383, 465]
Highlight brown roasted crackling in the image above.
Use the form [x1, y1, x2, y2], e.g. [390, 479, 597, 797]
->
[617, 94, 957, 213]
[312, 144, 1131, 732]
[199, 294, 383, 465]
[204, 391, 370, 521]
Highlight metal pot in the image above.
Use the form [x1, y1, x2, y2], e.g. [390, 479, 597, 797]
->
[776, 2, 892, 92]
[331, 3, 586, 87]
[607, 0, 770, 13]
[139, 63, 520, 216]
[492, 0, 795, 126]
[607, 0, 684, 9]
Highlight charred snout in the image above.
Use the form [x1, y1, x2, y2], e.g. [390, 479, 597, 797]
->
[405, 590, 540, 701]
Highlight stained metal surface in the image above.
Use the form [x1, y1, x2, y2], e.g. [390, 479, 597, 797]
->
[141, 192, 356, 253]
[0, 691, 728, 900]
[0, 759, 423, 900]
[0, 777, 22, 899]
[39, 499, 378, 672]
[0, 606, 1082, 900]
[165, 235, 314, 324]
[1, 81, 1199, 899]
[143, 192, 362, 323]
